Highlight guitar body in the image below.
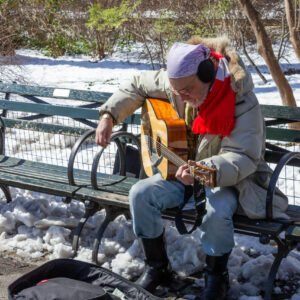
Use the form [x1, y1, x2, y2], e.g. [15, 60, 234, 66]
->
[141, 98, 188, 179]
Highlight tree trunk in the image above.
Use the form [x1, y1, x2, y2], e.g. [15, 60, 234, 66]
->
[284, 0, 300, 61]
[236, 0, 297, 107]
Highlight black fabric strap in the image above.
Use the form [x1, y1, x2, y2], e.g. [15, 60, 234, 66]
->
[175, 179, 207, 235]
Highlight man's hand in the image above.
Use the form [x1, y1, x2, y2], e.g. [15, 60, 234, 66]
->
[95, 115, 113, 148]
[175, 160, 196, 185]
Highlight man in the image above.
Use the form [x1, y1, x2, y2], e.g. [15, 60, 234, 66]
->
[95, 36, 288, 300]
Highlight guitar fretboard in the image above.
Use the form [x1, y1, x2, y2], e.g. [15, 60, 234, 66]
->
[145, 134, 216, 188]
[147, 136, 186, 167]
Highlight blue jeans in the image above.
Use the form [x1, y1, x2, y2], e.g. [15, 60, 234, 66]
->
[129, 173, 238, 256]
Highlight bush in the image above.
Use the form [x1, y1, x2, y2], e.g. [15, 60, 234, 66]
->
[86, 0, 140, 59]
[0, 0, 287, 62]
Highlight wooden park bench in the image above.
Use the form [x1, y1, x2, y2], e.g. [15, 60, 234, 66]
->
[0, 82, 299, 300]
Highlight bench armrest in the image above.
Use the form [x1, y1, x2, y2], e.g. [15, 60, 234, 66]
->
[68, 129, 96, 185]
[266, 151, 300, 220]
[91, 131, 143, 189]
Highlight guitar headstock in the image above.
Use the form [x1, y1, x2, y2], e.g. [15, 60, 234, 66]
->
[190, 162, 217, 188]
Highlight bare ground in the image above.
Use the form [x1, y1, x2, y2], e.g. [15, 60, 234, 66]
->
[0, 251, 297, 300]
[0, 252, 46, 300]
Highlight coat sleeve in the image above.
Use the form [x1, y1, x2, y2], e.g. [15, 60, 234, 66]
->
[99, 69, 169, 124]
[199, 96, 265, 187]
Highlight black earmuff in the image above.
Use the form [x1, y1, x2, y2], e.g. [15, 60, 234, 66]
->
[196, 58, 215, 83]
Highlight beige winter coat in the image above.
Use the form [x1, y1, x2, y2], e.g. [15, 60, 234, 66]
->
[100, 36, 288, 220]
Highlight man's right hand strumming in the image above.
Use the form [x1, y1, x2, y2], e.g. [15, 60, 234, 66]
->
[95, 113, 113, 148]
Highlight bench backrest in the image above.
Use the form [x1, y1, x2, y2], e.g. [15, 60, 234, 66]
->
[0, 83, 117, 174]
[0, 82, 299, 201]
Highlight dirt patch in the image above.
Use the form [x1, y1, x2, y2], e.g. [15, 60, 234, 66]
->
[0, 252, 298, 300]
[0, 252, 46, 300]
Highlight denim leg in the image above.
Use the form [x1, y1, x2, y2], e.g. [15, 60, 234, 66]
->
[199, 187, 238, 256]
[129, 173, 185, 238]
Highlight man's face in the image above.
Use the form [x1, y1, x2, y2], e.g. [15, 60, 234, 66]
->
[169, 75, 210, 108]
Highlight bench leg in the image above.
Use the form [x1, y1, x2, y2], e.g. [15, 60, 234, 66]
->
[92, 206, 126, 265]
[124, 210, 131, 220]
[0, 184, 12, 203]
[264, 237, 290, 300]
[62, 196, 72, 204]
[72, 200, 100, 258]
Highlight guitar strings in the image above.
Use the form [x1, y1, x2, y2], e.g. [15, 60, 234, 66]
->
[149, 136, 185, 166]
[145, 135, 213, 186]
[146, 135, 186, 167]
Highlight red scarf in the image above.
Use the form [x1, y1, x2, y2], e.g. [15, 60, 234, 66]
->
[192, 52, 236, 137]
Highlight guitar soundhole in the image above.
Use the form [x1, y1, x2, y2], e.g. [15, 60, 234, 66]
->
[156, 136, 161, 157]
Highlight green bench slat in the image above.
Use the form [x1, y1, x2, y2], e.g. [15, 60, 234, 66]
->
[266, 127, 300, 143]
[286, 205, 300, 221]
[0, 156, 90, 187]
[0, 166, 135, 195]
[74, 187, 130, 208]
[264, 150, 300, 167]
[261, 105, 300, 121]
[0, 100, 99, 120]
[0, 156, 137, 192]
[286, 225, 300, 242]
[233, 215, 285, 235]
[0, 82, 112, 103]
[3, 116, 140, 134]
[0, 171, 79, 197]
[162, 208, 195, 223]
[2, 118, 89, 136]
[161, 208, 292, 235]
[0, 156, 133, 183]
[0, 164, 89, 187]
[3, 117, 140, 135]
[0, 155, 72, 176]
[123, 114, 141, 126]
[0, 165, 135, 196]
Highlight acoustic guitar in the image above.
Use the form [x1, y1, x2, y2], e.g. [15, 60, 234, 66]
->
[141, 98, 217, 188]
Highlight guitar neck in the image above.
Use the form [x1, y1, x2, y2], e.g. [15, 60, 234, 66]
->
[146, 136, 216, 188]
[163, 146, 216, 188]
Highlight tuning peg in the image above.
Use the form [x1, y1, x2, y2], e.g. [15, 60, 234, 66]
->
[199, 161, 206, 166]
[210, 160, 216, 169]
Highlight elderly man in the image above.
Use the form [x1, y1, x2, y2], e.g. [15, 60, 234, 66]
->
[95, 36, 288, 300]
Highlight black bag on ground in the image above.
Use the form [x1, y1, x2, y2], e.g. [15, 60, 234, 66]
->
[8, 258, 162, 300]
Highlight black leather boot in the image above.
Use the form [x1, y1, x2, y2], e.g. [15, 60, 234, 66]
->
[201, 252, 231, 300]
[135, 232, 172, 292]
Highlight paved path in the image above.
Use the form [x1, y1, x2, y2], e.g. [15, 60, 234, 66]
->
[0, 252, 294, 300]
[0, 253, 45, 300]
[0, 251, 198, 300]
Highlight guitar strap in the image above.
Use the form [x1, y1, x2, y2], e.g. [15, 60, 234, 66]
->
[175, 179, 207, 235]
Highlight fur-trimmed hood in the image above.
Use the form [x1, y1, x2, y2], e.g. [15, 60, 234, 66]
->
[187, 36, 254, 96]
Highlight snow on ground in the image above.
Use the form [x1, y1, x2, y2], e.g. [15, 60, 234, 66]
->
[0, 42, 300, 299]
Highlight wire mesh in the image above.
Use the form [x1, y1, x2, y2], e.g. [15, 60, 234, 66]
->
[1, 95, 141, 180]
[4, 119, 141, 175]
[266, 140, 300, 205]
